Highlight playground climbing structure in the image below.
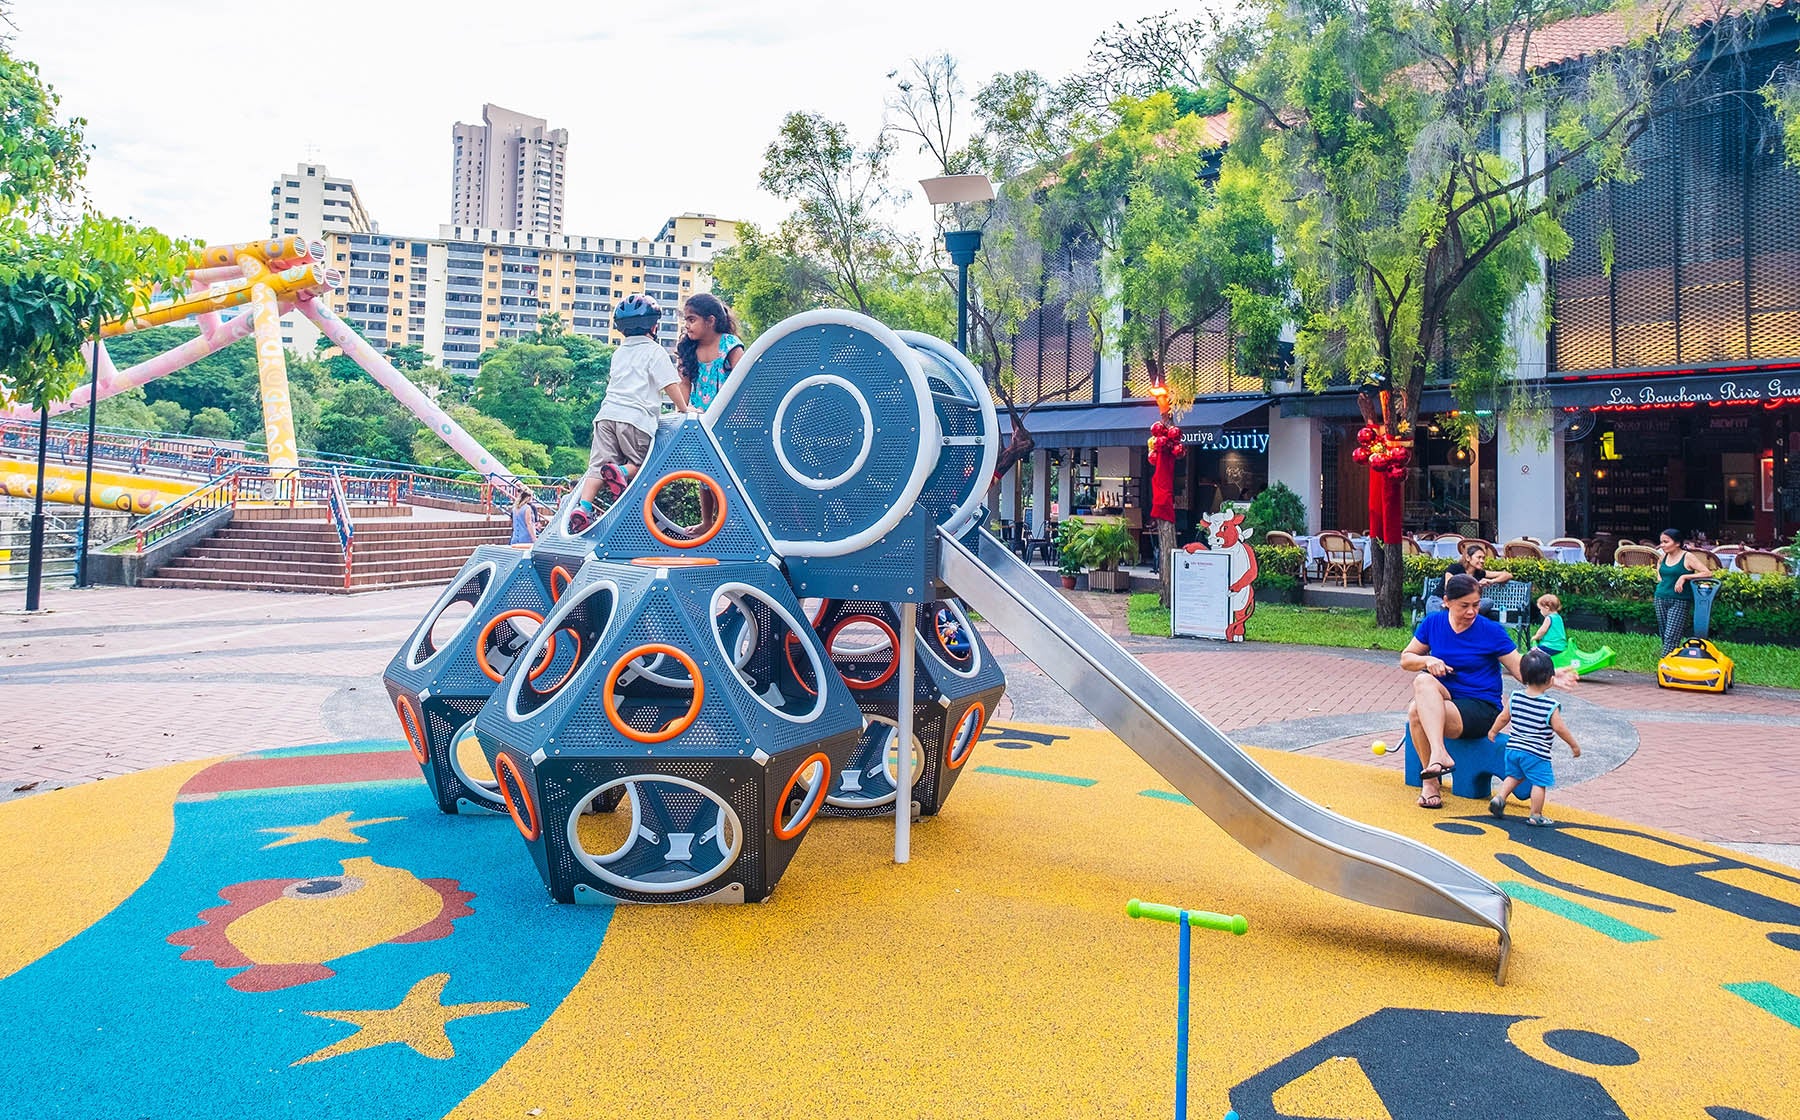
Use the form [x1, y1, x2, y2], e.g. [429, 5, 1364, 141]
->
[385, 310, 1515, 980]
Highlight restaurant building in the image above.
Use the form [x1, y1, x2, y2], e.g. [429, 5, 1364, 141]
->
[995, 8, 1800, 551]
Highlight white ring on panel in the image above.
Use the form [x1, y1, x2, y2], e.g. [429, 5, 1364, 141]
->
[770, 374, 875, 491]
[505, 578, 618, 722]
[567, 775, 743, 895]
[710, 583, 829, 724]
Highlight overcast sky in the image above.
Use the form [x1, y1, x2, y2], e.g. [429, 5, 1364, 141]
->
[13, 0, 1196, 246]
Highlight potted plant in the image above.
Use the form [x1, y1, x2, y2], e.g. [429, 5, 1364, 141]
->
[1055, 517, 1089, 589]
[1082, 520, 1140, 593]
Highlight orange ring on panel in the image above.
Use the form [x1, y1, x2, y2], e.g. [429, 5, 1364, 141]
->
[772, 752, 832, 840]
[476, 609, 550, 683]
[396, 695, 429, 765]
[642, 471, 727, 549]
[946, 702, 986, 770]
[783, 633, 818, 696]
[494, 752, 540, 841]
[826, 613, 900, 691]
[549, 566, 574, 603]
[603, 643, 704, 743]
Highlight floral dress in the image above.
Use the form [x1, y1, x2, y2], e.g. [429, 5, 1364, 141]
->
[691, 333, 742, 411]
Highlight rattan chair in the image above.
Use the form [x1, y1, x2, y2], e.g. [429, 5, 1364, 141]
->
[1549, 537, 1585, 550]
[1402, 535, 1424, 556]
[1690, 549, 1722, 572]
[1614, 544, 1660, 567]
[1460, 538, 1496, 559]
[1263, 530, 1298, 549]
[1736, 549, 1785, 576]
[1502, 539, 1547, 560]
[1318, 530, 1362, 586]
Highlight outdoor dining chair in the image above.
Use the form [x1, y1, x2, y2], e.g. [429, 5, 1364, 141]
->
[1614, 544, 1660, 567]
[1264, 530, 1299, 549]
[1736, 549, 1785, 576]
[1502, 539, 1547, 560]
[1690, 549, 1723, 572]
[1318, 531, 1362, 586]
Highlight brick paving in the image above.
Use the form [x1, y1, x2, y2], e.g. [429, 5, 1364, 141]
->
[4, 580, 1797, 864]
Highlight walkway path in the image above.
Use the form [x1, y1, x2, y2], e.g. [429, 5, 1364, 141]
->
[5, 582, 1797, 870]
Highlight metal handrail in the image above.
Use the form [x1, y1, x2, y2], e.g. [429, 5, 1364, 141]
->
[130, 468, 242, 553]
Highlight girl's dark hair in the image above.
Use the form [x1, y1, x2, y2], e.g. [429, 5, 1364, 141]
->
[1659, 527, 1684, 545]
[1519, 648, 1555, 687]
[1443, 573, 1482, 602]
[676, 293, 739, 382]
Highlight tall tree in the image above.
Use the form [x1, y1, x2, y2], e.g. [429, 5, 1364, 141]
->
[758, 111, 913, 315]
[1212, 0, 1788, 625]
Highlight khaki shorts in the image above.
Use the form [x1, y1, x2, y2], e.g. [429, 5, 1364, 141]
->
[586, 418, 652, 480]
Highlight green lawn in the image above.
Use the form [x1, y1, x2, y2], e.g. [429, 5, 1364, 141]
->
[1126, 595, 1800, 689]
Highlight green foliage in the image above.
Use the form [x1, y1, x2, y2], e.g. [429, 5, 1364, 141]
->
[411, 406, 549, 477]
[1243, 481, 1307, 537]
[148, 399, 189, 434]
[1078, 519, 1139, 571]
[1055, 517, 1090, 575]
[0, 44, 191, 410]
[188, 406, 233, 439]
[385, 342, 427, 370]
[1401, 554, 1800, 639]
[93, 387, 160, 432]
[1251, 544, 1306, 591]
[314, 381, 415, 463]
[473, 342, 580, 447]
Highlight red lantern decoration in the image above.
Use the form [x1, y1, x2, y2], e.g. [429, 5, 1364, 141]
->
[1357, 425, 1376, 443]
[1147, 420, 1185, 524]
[1351, 446, 1369, 463]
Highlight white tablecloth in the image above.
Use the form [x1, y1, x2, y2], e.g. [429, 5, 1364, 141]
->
[1546, 545, 1586, 564]
[1295, 535, 1373, 568]
[1428, 538, 1465, 560]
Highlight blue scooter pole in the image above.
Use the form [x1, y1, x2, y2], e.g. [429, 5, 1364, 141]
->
[1127, 899, 1249, 1120]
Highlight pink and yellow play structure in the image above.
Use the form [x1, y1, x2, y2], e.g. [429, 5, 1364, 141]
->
[0, 235, 519, 504]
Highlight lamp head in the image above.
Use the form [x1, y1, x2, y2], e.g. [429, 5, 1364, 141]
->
[919, 174, 995, 206]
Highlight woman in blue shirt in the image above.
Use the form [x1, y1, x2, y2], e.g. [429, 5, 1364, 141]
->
[1401, 573, 1525, 809]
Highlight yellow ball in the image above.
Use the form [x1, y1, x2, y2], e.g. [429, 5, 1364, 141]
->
[1370, 741, 1389, 756]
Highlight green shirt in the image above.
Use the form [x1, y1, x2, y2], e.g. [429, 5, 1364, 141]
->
[1537, 612, 1567, 653]
[1656, 553, 1694, 601]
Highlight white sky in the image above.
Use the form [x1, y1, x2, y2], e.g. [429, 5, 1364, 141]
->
[13, 0, 1191, 246]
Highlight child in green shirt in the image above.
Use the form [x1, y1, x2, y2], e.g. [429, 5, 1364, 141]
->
[1532, 593, 1567, 656]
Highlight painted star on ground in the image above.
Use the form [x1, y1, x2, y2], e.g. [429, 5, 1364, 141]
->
[294, 973, 527, 1065]
[258, 810, 404, 848]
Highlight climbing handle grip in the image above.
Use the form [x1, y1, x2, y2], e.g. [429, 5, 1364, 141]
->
[1126, 898, 1248, 935]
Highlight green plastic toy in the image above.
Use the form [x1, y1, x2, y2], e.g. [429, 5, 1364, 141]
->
[1550, 643, 1615, 676]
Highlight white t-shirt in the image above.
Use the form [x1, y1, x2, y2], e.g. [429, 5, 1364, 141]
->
[597, 336, 680, 435]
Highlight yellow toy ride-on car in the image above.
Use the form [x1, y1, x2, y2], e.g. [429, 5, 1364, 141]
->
[1657, 637, 1734, 692]
[1657, 577, 1733, 693]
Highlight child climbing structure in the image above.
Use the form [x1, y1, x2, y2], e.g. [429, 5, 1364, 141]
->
[385, 310, 1517, 981]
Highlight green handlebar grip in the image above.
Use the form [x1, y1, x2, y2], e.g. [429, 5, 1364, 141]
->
[1126, 898, 1248, 935]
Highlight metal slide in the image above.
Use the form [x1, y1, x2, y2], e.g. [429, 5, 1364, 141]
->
[938, 528, 1514, 982]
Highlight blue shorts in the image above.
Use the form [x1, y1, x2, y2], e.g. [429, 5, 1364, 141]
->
[1504, 748, 1555, 790]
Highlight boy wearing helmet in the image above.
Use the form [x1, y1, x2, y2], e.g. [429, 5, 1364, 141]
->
[567, 295, 691, 532]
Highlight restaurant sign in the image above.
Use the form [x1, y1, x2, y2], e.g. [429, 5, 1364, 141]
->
[1183, 428, 1271, 452]
[1590, 375, 1800, 409]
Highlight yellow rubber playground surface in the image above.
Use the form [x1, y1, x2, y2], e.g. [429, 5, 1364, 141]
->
[2, 721, 1795, 1120]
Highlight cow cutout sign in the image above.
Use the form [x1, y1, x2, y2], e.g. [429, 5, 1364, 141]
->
[1172, 508, 1258, 642]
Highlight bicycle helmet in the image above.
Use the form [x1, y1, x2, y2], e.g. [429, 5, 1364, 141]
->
[613, 293, 662, 335]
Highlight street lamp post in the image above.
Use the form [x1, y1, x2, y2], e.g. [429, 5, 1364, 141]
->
[919, 174, 996, 356]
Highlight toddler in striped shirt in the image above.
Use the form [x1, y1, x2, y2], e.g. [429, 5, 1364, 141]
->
[1486, 648, 1581, 827]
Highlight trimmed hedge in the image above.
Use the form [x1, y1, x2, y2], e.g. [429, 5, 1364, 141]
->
[1252, 545, 1306, 592]
[1402, 555, 1800, 641]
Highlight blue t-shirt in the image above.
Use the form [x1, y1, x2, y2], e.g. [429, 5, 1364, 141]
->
[1413, 612, 1516, 708]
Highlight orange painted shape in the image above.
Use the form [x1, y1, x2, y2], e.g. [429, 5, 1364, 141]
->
[603, 644, 704, 743]
[773, 753, 832, 840]
[642, 471, 727, 549]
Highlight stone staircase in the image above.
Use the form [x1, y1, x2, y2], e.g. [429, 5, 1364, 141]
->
[139, 515, 512, 593]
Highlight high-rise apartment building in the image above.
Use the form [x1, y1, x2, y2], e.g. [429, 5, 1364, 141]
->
[269, 162, 374, 350]
[450, 105, 568, 234]
[322, 218, 738, 373]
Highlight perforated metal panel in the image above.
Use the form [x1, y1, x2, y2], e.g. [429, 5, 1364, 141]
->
[589, 417, 772, 563]
[709, 314, 935, 555]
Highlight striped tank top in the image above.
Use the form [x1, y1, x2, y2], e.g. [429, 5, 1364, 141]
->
[1504, 691, 1560, 759]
